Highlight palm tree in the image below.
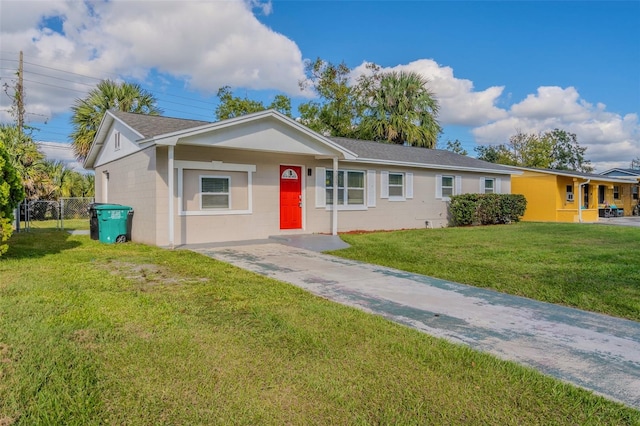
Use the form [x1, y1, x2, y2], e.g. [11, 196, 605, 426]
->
[70, 80, 162, 161]
[357, 71, 441, 148]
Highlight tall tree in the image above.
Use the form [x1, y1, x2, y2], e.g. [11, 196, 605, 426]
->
[214, 86, 292, 120]
[356, 70, 441, 147]
[475, 129, 593, 172]
[474, 144, 514, 165]
[630, 157, 640, 170]
[298, 58, 360, 137]
[442, 139, 468, 156]
[0, 124, 47, 200]
[508, 131, 553, 168]
[547, 129, 593, 172]
[71, 80, 161, 161]
[0, 139, 25, 256]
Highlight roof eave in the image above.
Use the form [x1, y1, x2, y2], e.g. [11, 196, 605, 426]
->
[346, 157, 520, 175]
[513, 166, 637, 183]
[83, 112, 114, 170]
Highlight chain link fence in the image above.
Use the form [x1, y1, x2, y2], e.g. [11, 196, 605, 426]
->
[17, 197, 94, 231]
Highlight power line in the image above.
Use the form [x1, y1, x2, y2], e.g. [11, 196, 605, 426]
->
[22, 77, 89, 94]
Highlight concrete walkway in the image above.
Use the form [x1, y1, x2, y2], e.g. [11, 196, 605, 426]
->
[189, 240, 640, 409]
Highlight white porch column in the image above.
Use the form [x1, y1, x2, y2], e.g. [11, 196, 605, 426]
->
[168, 146, 175, 248]
[332, 157, 338, 235]
[578, 179, 590, 223]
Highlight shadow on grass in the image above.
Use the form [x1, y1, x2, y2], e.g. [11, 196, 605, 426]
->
[4, 229, 83, 260]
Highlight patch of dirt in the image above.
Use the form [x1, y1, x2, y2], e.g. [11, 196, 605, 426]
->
[0, 417, 16, 426]
[97, 261, 208, 289]
[121, 323, 154, 341]
[0, 343, 11, 364]
[70, 329, 100, 351]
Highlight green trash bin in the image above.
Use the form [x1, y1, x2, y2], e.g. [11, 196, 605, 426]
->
[94, 204, 133, 244]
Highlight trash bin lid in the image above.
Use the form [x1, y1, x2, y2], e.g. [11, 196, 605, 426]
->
[93, 204, 133, 211]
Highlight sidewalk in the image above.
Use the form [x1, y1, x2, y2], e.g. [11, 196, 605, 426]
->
[189, 241, 640, 409]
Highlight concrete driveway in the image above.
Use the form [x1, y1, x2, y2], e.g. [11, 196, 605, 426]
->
[189, 240, 640, 409]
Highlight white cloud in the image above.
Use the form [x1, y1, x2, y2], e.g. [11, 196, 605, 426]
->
[38, 141, 86, 172]
[351, 59, 508, 126]
[472, 86, 640, 171]
[0, 0, 305, 124]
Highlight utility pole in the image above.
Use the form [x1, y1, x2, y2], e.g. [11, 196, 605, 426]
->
[17, 50, 25, 132]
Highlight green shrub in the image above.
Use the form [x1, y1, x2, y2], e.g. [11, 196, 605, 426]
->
[449, 193, 526, 226]
[0, 140, 25, 256]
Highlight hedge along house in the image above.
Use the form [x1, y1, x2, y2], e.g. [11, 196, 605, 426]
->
[510, 167, 639, 223]
[84, 110, 518, 247]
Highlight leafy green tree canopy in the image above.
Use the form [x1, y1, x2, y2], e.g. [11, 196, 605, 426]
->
[214, 86, 292, 120]
[71, 80, 162, 161]
[298, 58, 360, 137]
[0, 124, 45, 200]
[442, 139, 468, 156]
[475, 129, 593, 172]
[0, 139, 25, 256]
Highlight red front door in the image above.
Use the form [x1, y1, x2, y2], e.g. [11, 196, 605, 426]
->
[280, 165, 302, 229]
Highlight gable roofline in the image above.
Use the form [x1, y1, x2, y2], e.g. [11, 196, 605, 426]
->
[511, 166, 638, 183]
[84, 110, 146, 169]
[600, 168, 640, 177]
[140, 109, 358, 160]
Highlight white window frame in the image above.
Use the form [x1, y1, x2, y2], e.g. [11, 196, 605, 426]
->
[200, 175, 231, 210]
[176, 160, 255, 216]
[324, 169, 367, 211]
[566, 184, 574, 202]
[436, 174, 461, 201]
[388, 172, 405, 201]
[613, 185, 620, 200]
[114, 132, 121, 151]
[381, 171, 413, 201]
[483, 177, 495, 194]
[633, 186, 639, 200]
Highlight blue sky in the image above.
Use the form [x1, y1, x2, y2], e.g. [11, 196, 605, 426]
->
[0, 0, 638, 172]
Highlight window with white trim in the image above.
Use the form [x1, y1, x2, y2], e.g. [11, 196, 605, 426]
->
[388, 173, 404, 199]
[201, 176, 230, 209]
[633, 186, 639, 200]
[114, 132, 121, 151]
[326, 170, 365, 206]
[441, 175, 454, 197]
[613, 186, 620, 199]
[436, 174, 461, 200]
[566, 185, 574, 201]
[483, 178, 495, 194]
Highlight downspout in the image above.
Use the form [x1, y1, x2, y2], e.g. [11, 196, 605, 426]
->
[332, 157, 338, 235]
[168, 146, 175, 248]
[578, 178, 590, 223]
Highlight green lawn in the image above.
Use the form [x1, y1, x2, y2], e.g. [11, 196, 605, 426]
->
[1, 231, 638, 424]
[332, 222, 640, 321]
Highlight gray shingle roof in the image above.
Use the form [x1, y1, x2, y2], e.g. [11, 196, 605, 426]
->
[111, 111, 211, 139]
[108, 111, 515, 173]
[329, 137, 515, 172]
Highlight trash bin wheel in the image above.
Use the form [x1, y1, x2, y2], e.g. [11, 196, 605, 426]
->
[115, 234, 127, 243]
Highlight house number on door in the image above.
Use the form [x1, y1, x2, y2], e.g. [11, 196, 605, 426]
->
[281, 169, 298, 179]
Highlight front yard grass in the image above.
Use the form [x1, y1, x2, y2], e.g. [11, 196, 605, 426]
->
[332, 222, 640, 322]
[1, 231, 638, 424]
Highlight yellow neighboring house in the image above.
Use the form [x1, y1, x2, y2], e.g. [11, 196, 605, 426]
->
[511, 167, 639, 223]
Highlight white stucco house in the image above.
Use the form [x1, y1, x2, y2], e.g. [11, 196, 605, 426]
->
[84, 109, 518, 247]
